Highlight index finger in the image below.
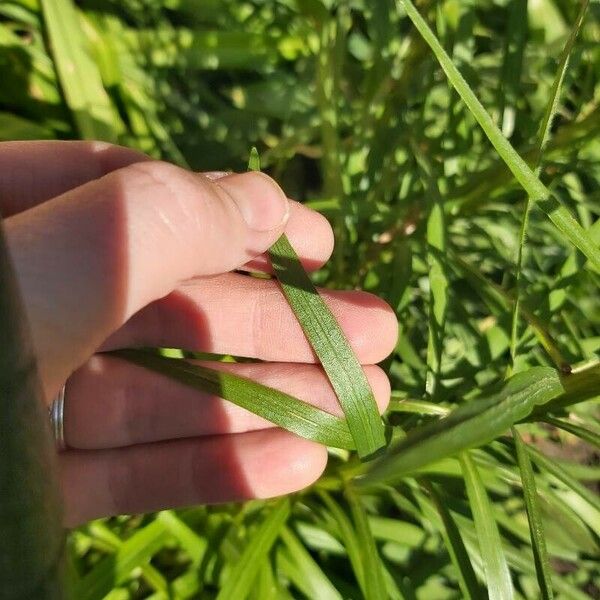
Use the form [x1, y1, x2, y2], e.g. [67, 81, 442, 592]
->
[0, 140, 333, 272]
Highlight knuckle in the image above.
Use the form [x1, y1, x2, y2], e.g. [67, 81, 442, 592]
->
[117, 160, 181, 195]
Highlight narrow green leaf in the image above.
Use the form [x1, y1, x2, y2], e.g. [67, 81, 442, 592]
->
[318, 491, 368, 595]
[388, 397, 451, 416]
[76, 520, 169, 600]
[252, 561, 280, 600]
[113, 349, 355, 450]
[344, 485, 387, 600]
[512, 427, 554, 600]
[367, 516, 425, 547]
[362, 367, 564, 485]
[400, 0, 600, 273]
[530, 361, 600, 416]
[268, 234, 386, 458]
[0, 111, 54, 141]
[248, 146, 261, 171]
[40, 0, 118, 141]
[509, 0, 590, 373]
[86, 521, 169, 597]
[533, 0, 590, 163]
[526, 445, 600, 514]
[459, 453, 514, 600]
[421, 480, 482, 600]
[156, 511, 207, 565]
[216, 498, 290, 600]
[543, 416, 600, 449]
[0, 210, 64, 597]
[248, 148, 386, 459]
[416, 147, 448, 400]
[278, 527, 342, 600]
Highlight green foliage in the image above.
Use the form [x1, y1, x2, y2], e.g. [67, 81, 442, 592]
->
[1, 0, 599, 598]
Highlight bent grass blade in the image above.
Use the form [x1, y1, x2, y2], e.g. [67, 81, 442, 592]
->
[249, 147, 386, 459]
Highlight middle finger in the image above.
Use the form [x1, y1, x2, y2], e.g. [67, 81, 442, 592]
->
[103, 272, 399, 364]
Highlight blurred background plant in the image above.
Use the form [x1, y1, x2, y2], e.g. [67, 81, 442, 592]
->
[1, 0, 599, 598]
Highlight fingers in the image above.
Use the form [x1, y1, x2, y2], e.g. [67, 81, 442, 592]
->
[0, 141, 150, 216]
[104, 273, 399, 364]
[5, 161, 318, 396]
[0, 140, 332, 270]
[63, 355, 391, 449]
[59, 429, 327, 527]
[0, 140, 333, 271]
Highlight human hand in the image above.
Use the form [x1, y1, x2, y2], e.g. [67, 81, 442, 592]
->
[1, 141, 397, 527]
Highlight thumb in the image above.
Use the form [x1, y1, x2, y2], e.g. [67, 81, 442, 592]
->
[5, 160, 289, 395]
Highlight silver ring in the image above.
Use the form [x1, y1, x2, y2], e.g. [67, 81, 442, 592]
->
[49, 384, 67, 451]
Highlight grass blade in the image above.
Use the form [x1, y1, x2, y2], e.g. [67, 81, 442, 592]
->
[509, 0, 590, 373]
[512, 427, 554, 599]
[459, 452, 514, 600]
[532, 0, 590, 164]
[40, 0, 118, 141]
[113, 349, 355, 450]
[76, 520, 169, 600]
[84, 521, 168, 597]
[415, 148, 449, 400]
[399, 0, 600, 273]
[249, 148, 386, 459]
[156, 511, 207, 565]
[318, 491, 369, 596]
[421, 480, 482, 600]
[526, 445, 600, 514]
[543, 416, 600, 449]
[278, 527, 342, 600]
[216, 498, 290, 600]
[344, 485, 387, 600]
[362, 367, 564, 485]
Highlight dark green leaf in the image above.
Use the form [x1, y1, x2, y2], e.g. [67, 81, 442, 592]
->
[460, 453, 514, 600]
[362, 368, 564, 484]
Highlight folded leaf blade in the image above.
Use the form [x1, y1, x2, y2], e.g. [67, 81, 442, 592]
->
[248, 147, 386, 459]
[268, 234, 386, 458]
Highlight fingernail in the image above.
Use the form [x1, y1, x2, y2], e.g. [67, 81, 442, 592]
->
[217, 171, 289, 232]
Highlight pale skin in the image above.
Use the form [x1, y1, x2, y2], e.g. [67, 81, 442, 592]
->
[1, 141, 398, 527]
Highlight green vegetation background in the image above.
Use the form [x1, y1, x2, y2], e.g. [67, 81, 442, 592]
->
[1, 0, 599, 598]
